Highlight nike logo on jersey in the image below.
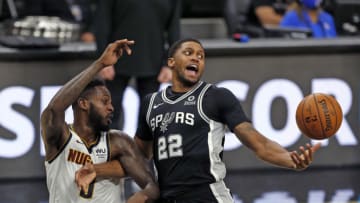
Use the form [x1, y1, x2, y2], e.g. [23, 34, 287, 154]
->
[76, 140, 84, 145]
[153, 103, 164, 109]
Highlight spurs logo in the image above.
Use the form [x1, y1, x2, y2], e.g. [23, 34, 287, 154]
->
[160, 112, 175, 132]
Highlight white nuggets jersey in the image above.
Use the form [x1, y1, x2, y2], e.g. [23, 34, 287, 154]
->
[45, 127, 124, 203]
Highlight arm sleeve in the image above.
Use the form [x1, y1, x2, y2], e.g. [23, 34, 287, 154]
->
[203, 87, 251, 132]
[135, 94, 154, 141]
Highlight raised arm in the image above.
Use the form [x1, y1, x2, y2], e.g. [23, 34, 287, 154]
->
[234, 122, 321, 170]
[40, 39, 134, 160]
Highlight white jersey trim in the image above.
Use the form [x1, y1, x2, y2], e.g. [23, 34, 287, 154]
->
[161, 81, 203, 104]
[146, 93, 157, 125]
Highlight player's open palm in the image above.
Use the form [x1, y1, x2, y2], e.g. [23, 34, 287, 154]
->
[75, 162, 96, 194]
[290, 143, 321, 170]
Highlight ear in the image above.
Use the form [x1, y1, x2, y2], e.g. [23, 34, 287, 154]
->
[167, 57, 175, 69]
[78, 98, 90, 110]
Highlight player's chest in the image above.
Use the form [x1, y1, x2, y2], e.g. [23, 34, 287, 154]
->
[66, 139, 109, 164]
[150, 101, 203, 126]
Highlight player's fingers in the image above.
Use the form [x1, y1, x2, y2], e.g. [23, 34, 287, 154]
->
[106, 39, 125, 53]
[123, 43, 133, 55]
[81, 183, 89, 195]
[83, 162, 93, 172]
[84, 162, 90, 169]
[291, 151, 306, 169]
[299, 146, 311, 165]
[75, 172, 81, 185]
[116, 49, 123, 58]
[75, 175, 80, 190]
[290, 151, 300, 166]
[114, 39, 134, 50]
[311, 142, 321, 153]
[299, 146, 306, 155]
[306, 143, 313, 161]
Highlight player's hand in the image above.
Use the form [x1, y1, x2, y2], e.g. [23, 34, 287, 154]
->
[157, 66, 172, 83]
[290, 143, 321, 170]
[126, 191, 149, 203]
[98, 65, 115, 81]
[97, 39, 135, 68]
[75, 162, 96, 194]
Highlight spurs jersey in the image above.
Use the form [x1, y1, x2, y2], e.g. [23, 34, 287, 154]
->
[45, 127, 124, 203]
[138, 81, 249, 202]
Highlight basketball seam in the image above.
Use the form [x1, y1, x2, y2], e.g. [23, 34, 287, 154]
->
[313, 94, 326, 139]
[300, 100, 311, 137]
[324, 94, 341, 136]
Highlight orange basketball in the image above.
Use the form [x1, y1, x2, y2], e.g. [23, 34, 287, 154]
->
[295, 93, 343, 140]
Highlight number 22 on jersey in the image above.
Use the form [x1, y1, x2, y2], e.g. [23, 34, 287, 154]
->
[158, 134, 183, 160]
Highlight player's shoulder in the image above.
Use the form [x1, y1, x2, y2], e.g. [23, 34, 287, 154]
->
[107, 129, 133, 144]
[107, 129, 137, 155]
[205, 84, 235, 97]
[141, 92, 160, 104]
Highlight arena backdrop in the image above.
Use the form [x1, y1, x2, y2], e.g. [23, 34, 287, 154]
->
[0, 47, 359, 202]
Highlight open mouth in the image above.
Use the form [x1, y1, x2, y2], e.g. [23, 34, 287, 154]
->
[185, 64, 198, 76]
[107, 114, 113, 124]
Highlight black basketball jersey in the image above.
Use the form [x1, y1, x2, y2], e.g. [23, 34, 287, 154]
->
[137, 81, 250, 200]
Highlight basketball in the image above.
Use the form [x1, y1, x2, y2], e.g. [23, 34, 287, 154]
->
[295, 93, 343, 140]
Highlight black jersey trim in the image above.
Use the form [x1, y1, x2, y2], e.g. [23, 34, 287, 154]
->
[161, 81, 203, 104]
[47, 133, 73, 164]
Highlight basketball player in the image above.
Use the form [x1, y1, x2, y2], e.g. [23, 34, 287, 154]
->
[75, 38, 321, 203]
[41, 39, 159, 203]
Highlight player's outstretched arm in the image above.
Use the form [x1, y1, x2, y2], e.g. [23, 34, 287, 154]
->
[233, 122, 321, 170]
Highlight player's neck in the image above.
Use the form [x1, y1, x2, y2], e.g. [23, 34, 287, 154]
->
[72, 121, 98, 143]
[171, 80, 199, 93]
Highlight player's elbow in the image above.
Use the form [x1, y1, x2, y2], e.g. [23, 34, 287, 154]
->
[143, 182, 160, 202]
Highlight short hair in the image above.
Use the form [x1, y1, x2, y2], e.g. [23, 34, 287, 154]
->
[168, 38, 203, 58]
[72, 77, 106, 107]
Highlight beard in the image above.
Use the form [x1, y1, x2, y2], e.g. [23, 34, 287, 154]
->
[89, 103, 110, 132]
[176, 71, 199, 88]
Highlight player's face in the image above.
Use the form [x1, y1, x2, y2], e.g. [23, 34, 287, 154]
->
[88, 86, 114, 132]
[170, 41, 205, 87]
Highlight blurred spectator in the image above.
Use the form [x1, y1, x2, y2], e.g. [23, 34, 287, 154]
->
[23, 0, 96, 42]
[224, 0, 293, 38]
[280, 0, 337, 38]
[224, 0, 265, 38]
[94, 0, 181, 134]
[252, 0, 293, 27]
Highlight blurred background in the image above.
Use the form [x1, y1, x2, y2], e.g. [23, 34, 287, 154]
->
[0, 0, 359, 202]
